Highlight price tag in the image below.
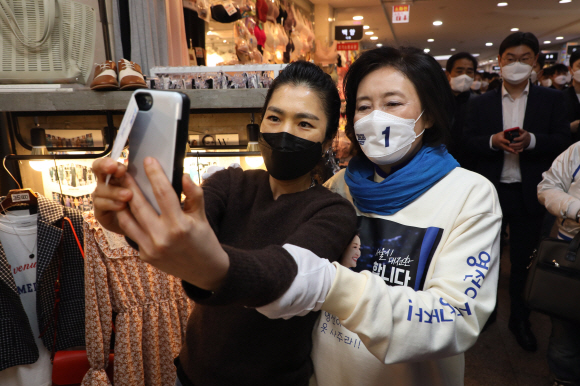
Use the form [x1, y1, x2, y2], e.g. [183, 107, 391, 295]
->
[106, 95, 139, 185]
[224, 2, 237, 16]
[11, 192, 30, 203]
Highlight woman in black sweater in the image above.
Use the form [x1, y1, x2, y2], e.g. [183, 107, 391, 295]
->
[91, 61, 357, 386]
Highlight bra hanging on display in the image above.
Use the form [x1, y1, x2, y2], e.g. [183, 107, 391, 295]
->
[254, 24, 266, 47]
[266, 0, 279, 23]
[284, 0, 296, 31]
[276, 4, 287, 25]
[256, 0, 268, 22]
[276, 24, 288, 52]
[291, 30, 302, 60]
[314, 40, 338, 65]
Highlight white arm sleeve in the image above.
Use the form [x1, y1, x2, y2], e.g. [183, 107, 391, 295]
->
[256, 244, 336, 320]
[538, 144, 580, 220]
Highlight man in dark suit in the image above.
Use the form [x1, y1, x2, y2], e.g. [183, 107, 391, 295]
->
[445, 52, 478, 170]
[564, 50, 580, 143]
[464, 32, 570, 352]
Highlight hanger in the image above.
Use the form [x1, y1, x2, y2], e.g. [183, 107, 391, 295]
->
[1, 156, 38, 215]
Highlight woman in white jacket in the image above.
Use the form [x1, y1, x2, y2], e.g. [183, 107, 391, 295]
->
[537, 144, 580, 386]
[257, 46, 502, 386]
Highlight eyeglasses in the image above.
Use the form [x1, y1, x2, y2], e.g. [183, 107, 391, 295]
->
[502, 56, 535, 65]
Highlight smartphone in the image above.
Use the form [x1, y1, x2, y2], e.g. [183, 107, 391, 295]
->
[125, 90, 190, 249]
[504, 127, 520, 143]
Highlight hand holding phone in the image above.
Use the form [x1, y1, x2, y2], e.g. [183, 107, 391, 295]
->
[504, 127, 520, 143]
[125, 90, 190, 249]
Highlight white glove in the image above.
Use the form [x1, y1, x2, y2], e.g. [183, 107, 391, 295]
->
[257, 244, 336, 319]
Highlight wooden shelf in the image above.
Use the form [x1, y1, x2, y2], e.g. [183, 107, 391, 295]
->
[0, 89, 269, 112]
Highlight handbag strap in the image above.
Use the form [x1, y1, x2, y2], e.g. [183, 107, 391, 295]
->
[566, 230, 580, 262]
[0, 0, 57, 49]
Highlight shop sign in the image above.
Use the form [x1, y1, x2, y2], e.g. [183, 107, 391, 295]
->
[336, 42, 359, 51]
[392, 5, 410, 23]
[335, 25, 363, 41]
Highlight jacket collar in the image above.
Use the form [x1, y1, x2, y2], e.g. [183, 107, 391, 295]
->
[0, 195, 65, 294]
[493, 81, 538, 132]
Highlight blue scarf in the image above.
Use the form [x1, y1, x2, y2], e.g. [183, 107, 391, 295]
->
[345, 145, 459, 216]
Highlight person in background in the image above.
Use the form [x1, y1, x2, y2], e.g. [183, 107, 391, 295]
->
[565, 50, 580, 143]
[537, 144, 580, 386]
[541, 66, 555, 87]
[550, 63, 571, 91]
[471, 71, 483, 94]
[464, 31, 570, 352]
[445, 52, 478, 169]
[481, 71, 492, 93]
[487, 72, 502, 92]
[531, 55, 545, 86]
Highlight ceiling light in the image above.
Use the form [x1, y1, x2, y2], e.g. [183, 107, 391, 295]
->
[353, 16, 364, 20]
[428, 39, 435, 42]
[486, 42, 493, 46]
[559, 0, 572, 3]
[328, 17, 332, 22]
[376, 43, 383, 47]
[424, 48, 431, 53]
[434, 55, 452, 60]
[497, 2, 508, 6]
[511, 27, 519, 31]
[207, 31, 214, 35]
[556, 36, 564, 40]
[365, 31, 374, 35]
[472, 53, 480, 57]
[544, 40, 551, 44]
[363, 25, 370, 30]
[223, 40, 227, 43]
[450, 48, 456, 51]
[433, 21, 443, 26]
[370, 36, 378, 40]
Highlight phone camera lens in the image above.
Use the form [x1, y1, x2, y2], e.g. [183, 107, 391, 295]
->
[136, 93, 153, 111]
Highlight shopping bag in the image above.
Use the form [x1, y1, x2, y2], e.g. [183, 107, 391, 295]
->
[0, 0, 96, 84]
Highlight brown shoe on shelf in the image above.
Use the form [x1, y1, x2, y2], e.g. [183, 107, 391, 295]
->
[90, 60, 119, 91]
[118, 59, 148, 91]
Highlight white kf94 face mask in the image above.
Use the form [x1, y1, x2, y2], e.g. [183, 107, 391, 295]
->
[449, 74, 474, 93]
[354, 109, 425, 165]
[501, 62, 533, 84]
[554, 75, 568, 85]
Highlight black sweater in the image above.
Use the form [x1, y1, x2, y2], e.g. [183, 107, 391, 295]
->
[178, 168, 357, 386]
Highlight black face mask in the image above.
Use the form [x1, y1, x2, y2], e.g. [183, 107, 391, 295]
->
[259, 132, 323, 181]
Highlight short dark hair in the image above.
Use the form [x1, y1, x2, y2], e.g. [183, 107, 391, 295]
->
[262, 61, 340, 142]
[550, 63, 569, 75]
[343, 46, 454, 158]
[499, 32, 539, 57]
[536, 55, 545, 69]
[570, 50, 580, 68]
[445, 52, 478, 73]
[482, 71, 492, 80]
[543, 66, 555, 77]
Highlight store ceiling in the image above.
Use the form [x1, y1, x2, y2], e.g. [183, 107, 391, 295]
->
[323, 0, 580, 66]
